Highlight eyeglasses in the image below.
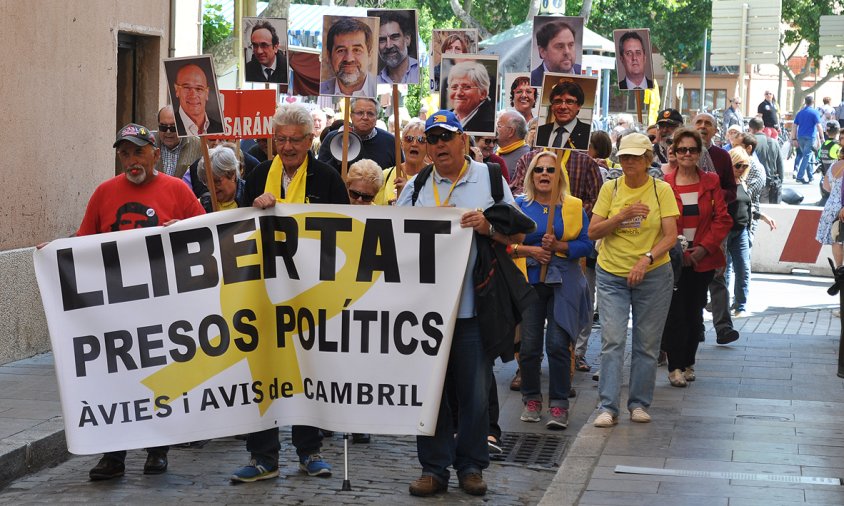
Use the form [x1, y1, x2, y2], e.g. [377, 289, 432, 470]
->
[532, 165, 556, 174]
[403, 135, 425, 144]
[733, 163, 749, 170]
[426, 131, 458, 144]
[352, 111, 377, 118]
[348, 189, 375, 202]
[251, 42, 275, 51]
[273, 135, 308, 145]
[175, 84, 208, 95]
[158, 124, 177, 133]
[448, 84, 480, 93]
[551, 98, 579, 106]
[674, 146, 700, 155]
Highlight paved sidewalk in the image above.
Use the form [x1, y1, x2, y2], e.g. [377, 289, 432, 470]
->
[541, 308, 844, 505]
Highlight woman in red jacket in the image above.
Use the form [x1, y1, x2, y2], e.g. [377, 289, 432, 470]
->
[662, 128, 732, 387]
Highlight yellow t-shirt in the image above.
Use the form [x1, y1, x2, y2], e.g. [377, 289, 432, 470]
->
[592, 175, 679, 276]
[374, 166, 398, 206]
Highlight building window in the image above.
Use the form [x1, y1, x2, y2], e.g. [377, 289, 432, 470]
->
[681, 89, 727, 113]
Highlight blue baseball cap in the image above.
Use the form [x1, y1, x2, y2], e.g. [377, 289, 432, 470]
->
[425, 110, 463, 133]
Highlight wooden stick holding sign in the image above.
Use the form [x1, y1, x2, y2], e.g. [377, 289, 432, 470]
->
[341, 96, 351, 181]
[393, 85, 404, 179]
[539, 148, 565, 282]
[635, 89, 644, 126]
[200, 138, 220, 212]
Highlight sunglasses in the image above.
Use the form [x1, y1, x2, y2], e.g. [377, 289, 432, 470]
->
[648, 134, 656, 142]
[733, 163, 749, 170]
[674, 146, 700, 155]
[532, 165, 556, 174]
[158, 124, 177, 133]
[348, 189, 376, 203]
[480, 138, 498, 144]
[403, 135, 425, 144]
[426, 131, 458, 144]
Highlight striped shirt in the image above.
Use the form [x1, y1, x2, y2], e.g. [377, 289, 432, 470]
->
[676, 182, 701, 245]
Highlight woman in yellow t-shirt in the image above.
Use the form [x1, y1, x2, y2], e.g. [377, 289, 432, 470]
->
[587, 133, 679, 428]
[374, 119, 429, 205]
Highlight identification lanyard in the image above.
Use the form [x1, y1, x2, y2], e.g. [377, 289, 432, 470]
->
[432, 160, 468, 207]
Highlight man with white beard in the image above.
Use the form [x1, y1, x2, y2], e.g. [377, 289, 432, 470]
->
[376, 11, 418, 84]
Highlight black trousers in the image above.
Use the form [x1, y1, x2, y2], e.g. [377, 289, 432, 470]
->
[662, 267, 715, 371]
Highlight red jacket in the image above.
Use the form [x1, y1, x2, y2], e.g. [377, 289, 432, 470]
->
[665, 170, 732, 272]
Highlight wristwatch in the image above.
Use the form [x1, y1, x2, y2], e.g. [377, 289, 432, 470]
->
[644, 252, 654, 264]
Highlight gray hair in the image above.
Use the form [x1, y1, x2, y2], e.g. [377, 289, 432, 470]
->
[347, 159, 384, 189]
[502, 109, 528, 139]
[273, 103, 313, 134]
[198, 146, 240, 186]
[447, 61, 490, 98]
[351, 97, 381, 113]
[402, 118, 425, 137]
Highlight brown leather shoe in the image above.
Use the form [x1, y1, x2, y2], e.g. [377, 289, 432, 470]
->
[458, 472, 487, 496]
[409, 475, 447, 497]
[509, 369, 522, 391]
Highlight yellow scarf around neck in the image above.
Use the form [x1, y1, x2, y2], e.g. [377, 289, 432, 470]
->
[265, 155, 308, 203]
[497, 139, 526, 155]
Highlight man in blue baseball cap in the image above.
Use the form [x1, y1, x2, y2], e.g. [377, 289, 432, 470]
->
[397, 110, 518, 498]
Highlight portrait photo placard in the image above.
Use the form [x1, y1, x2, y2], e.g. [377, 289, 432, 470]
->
[242, 17, 289, 84]
[438, 54, 499, 137]
[504, 73, 540, 122]
[530, 16, 584, 87]
[163, 55, 225, 137]
[319, 16, 380, 98]
[534, 73, 598, 151]
[613, 29, 655, 90]
[366, 9, 420, 85]
[429, 29, 479, 92]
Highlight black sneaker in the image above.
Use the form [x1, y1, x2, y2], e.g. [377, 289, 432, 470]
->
[716, 329, 740, 345]
[89, 456, 125, 481]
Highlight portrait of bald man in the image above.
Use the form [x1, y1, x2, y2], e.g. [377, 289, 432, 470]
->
[164, 56, 225, 137]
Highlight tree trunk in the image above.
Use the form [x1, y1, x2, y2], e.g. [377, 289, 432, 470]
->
[449, 0, 492, 39]
[580, 0, 593, 25]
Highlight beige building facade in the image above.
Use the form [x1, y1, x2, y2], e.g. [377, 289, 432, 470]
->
[0, 0, 200, 364]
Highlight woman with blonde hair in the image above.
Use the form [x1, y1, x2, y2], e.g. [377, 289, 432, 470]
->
[346, 159, 383, 205]
[515, 151, 593, 430]
[374, 119, 428, 205]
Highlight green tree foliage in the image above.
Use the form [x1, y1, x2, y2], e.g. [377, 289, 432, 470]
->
[568, 0, 711, 73]
[202, 2, 233, 52]
[779, 0, 844, 110]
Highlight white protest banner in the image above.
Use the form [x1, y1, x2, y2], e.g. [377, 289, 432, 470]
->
[34, 205, 472, 455]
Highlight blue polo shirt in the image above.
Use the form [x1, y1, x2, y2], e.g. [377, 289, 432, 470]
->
[396, 157, 515, 318]
[794, 107, 822, 138]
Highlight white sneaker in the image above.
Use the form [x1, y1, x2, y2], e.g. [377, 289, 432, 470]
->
[593, 411, 618, 428]
[833, 309, 840, 318]
[630, 407, 651, 423]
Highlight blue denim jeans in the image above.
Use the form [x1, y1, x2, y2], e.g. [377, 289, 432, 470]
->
[417, 317, 490, 484]
[796, 136, 816, 182]
[596, 263, 673, 416]
[520, 284, 572, 409]
[725, 228, 751, 312]
[245, 425, 323, 468]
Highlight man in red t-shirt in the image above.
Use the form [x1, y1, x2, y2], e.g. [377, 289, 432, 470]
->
[79, 123, 204, 480]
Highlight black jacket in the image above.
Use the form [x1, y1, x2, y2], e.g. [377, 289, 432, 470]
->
[245, 57, 288, 84]
[245, 151, 350, 205]
[536, 119, 591, 150]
